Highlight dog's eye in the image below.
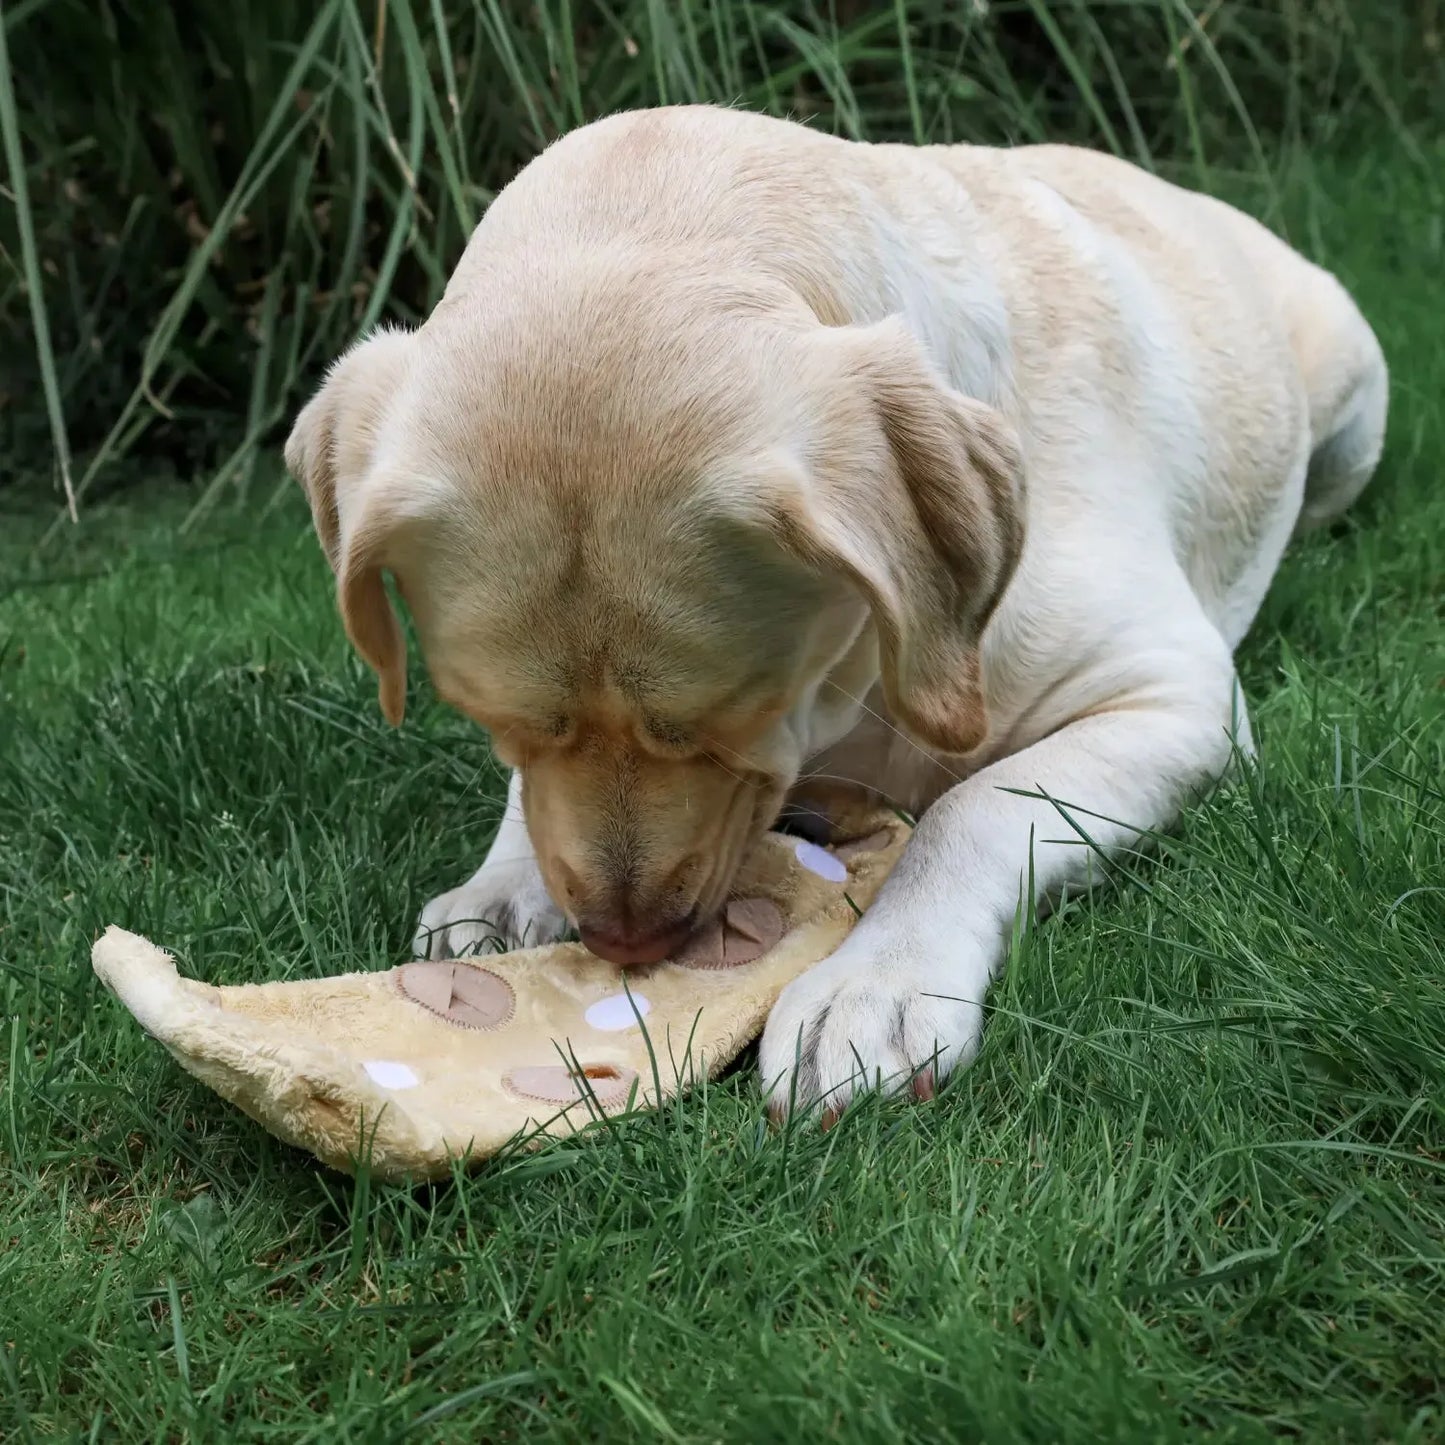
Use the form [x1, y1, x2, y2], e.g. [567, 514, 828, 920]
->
[643, 716, 690, 751]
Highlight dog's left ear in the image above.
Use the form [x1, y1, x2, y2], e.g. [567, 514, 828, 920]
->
[774, 319, 1025, 754]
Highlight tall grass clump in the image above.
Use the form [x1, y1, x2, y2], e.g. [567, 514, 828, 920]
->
[0, 0, 1439, 520]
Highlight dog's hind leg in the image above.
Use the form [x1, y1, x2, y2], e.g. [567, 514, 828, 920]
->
[1293, 294, 1389, 535]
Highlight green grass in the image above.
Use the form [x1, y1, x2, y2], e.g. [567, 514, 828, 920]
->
[1, 144, 1442, 1439]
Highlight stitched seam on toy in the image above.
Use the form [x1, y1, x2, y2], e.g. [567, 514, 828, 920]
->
[502, 1070, 636, 1106]
[392, 965, 516, 1031]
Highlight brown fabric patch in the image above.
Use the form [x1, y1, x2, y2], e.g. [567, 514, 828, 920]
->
[673, 897, 785, 970]
[504, 1062, 639, 1105]
[833, 828, 895, 861]
[394, 961, 515, 1030]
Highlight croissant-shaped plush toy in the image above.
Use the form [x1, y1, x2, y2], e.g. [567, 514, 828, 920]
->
[92, 814, 908, 1181]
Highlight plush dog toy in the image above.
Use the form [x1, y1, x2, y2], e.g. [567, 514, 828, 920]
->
[92, 813, 908, 1181]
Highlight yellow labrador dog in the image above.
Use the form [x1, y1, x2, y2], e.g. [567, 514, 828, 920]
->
[286, 106, 1386, 1119]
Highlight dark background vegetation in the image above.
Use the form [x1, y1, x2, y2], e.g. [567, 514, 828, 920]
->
[1, 1, 1440, 520]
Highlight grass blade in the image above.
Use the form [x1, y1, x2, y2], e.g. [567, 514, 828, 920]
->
[0, 8, 75, 520]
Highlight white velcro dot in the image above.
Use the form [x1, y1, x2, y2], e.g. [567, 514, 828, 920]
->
[363, 1059, 420, 1090]
[584, 993, 652, 1031]
[794, 839, 849, 883]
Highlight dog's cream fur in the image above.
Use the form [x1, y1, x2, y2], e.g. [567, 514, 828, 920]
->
[286, 106, 1387, 1118]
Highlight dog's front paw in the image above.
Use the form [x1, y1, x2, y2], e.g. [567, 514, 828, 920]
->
[758, 926, 991, 1122]
[412, 858, 569, 959]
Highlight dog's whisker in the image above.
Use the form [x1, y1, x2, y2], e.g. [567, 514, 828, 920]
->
[819, 680, 968, 787]
[703, 741, 847, 837]
[790, 767, 881, 792]
[701, 747, 752, 791]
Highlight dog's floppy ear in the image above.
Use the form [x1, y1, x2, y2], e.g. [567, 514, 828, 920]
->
[776, 319, 1024, 754]
[284, 328, 416, 726]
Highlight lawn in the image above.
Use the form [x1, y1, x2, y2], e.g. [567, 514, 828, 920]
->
[2, 140, 1443, 1445]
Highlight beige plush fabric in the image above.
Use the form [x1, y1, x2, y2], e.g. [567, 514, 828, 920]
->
[91, 815, 908, 1181]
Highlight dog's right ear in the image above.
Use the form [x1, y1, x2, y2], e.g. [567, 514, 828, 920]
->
[284, 328, 417, 724]
[284, 327, 415, 569]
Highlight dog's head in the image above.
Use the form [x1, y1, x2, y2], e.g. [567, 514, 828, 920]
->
[286, 263, 1022, 963]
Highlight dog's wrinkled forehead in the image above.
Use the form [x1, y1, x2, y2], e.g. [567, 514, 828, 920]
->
[412, 257, 797, 465]
[370, 262, 859, 728]
[413, 492, 828, 725]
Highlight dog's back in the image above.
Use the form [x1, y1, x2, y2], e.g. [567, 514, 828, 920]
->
[977, 142, 1388, 533]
